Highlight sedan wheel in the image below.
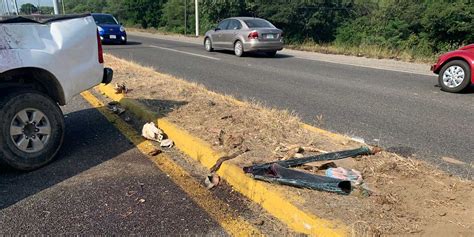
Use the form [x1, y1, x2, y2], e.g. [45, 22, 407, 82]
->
[234, 41, 244, 57]
[204, 38, 213, 52]
[438, 60, 471, 93]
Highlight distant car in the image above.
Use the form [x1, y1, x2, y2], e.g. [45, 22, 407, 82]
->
[92, 13, 127, 44]
[204, 17, 284, 57]
[431, 44, 474, 92]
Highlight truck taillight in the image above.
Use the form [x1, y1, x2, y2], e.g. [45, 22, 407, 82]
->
[97, 31, 104, 64]
[248, 31, 259, 39]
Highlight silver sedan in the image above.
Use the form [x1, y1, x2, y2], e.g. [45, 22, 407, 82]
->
[204, 17, 284, 57]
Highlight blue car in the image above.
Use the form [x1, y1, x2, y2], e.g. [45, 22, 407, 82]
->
[92, 13, 127, 44]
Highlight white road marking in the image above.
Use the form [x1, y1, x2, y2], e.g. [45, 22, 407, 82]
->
[293, 56, 434, 76]
[149, 45, 220, 61]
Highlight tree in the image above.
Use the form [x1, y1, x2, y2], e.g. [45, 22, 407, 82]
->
[38, 6, 54, 15]
[20, 3, 38, 15]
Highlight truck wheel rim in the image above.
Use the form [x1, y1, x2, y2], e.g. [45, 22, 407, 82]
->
[205, 39, 211, 51]
[442, 65, 465, 88]
[235, 42, 242, 55]
[10, 108, 51, 153]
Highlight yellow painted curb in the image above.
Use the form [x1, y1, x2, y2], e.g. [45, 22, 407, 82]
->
[80, 91, 262, 236]
[97, 84, 349, 236]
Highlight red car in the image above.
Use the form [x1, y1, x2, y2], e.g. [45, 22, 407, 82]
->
[431, 44, 474, 93]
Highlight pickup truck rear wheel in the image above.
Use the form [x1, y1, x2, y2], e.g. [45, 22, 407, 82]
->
[0, 90, 64, 170]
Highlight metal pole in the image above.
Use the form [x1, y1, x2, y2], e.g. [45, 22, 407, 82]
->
[13, 0, 19, 15]
[5, 0, 11, 15]
[61, 0, 65, 14]
[194, 0, 199, 36]
[53, 0, 59, 14]
[184, 0, 187, 35]
[1, 0, 7, 15]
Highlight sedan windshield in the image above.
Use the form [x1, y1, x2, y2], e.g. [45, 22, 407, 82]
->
[93, 15, 118, 25]
[243, 19, 274, 28]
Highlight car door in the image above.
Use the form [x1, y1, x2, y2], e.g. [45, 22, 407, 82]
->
[222, 20, 242, 49]
[212, 20, 230, 48]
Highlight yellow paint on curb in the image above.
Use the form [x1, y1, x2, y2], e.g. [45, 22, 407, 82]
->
[96, 85, 349, 236]
[80, 91, 261, 236]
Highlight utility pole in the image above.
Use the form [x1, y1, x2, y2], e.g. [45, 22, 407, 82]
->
[53, 0, 59, 14]
[61, 0, 65, 14]
[184, 0, 187, 35]
[194, 0, 198, 36]
[0, 0, 5, 15]
[13, 0, 19, 15]
[5, 0, 11, 15]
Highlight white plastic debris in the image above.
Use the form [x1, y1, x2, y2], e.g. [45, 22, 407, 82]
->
[142, 122, 164, 142]
[160, 139, 174, 148]
[204, 174, 220, 189]
[351, 136, 366, 144]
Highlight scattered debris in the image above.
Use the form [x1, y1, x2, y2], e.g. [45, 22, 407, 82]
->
[220, 115, 233, 120]
[210, 150, 246, 173]
[147, 148, 162, 156]
[302, 161, 337, 171]
[204, 174, 220, 189]
[225, 134, 244, 149]
[138, 198, 146, 203]
[160, 139, 174, 148]
[114, 83, 129, 94]
[142, 122, 164, 142]
[441, 156, 466, 165]
[243, 147, 375, 194]
[207, 100, 216, 106]
[217, 130, 225, 146]
[351, 136, 366, 144]
[142, 122, 174, 148]
[107, 103, 126, 115]
[294, 153, 304, 158]
[279, 145, 327, 161]
[326, 167, 363, 185]
[125, 190, 138, 197]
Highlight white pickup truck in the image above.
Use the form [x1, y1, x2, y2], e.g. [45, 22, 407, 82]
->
[0, 14, 113, 170]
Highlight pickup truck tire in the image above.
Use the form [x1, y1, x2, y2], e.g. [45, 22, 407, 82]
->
[0, 90, 65, 170]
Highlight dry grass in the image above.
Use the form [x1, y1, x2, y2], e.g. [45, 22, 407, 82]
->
[103, 54, 473, 236]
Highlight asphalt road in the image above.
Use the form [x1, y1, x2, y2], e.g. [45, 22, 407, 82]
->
[0, 96, 226, 235]
[104, 34, 473, 177]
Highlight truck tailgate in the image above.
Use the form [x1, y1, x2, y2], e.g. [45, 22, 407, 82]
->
[0, 15, 103, 104]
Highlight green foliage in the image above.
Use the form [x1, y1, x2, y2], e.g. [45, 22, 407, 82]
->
[38, 6, 54, 15]
[20, 3, 38, 15]
[63, 0, 474, 59]
[161, 0, 195, 34]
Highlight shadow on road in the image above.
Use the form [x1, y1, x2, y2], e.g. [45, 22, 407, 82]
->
[102, 41, 142, 46]
[213, 49, 294, 59]
[0, 95, 190, 210]
[433, 84, 474, 94]
[0, 107, 133, 210]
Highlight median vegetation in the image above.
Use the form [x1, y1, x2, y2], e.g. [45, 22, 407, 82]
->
[102, 54, 473, 235]
[65, 0, 473, 62]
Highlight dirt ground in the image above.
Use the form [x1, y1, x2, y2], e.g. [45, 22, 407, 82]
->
[103, 54, 474, 236]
